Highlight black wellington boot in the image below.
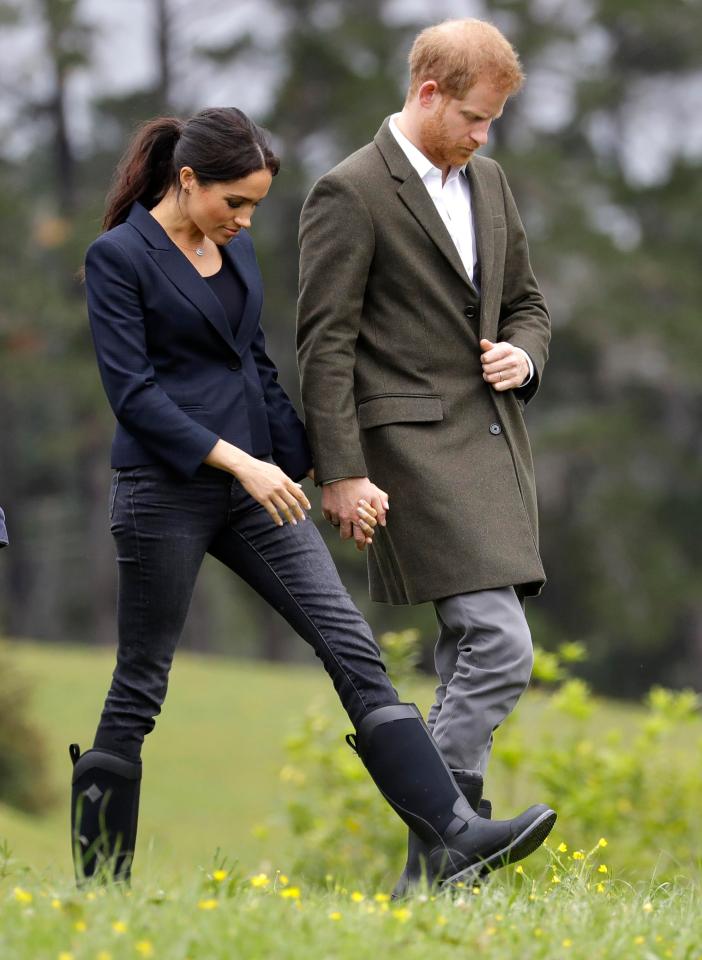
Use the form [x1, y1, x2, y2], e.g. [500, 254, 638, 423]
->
[352, 704, 556, 886]
[69, 744, 141, 884]
[391, 769, 489, 899]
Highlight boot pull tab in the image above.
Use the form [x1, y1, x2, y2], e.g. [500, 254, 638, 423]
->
[345, 733, 358, 755]
[69, 743, 81, 767]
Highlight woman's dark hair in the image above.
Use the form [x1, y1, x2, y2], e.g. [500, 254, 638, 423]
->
[102, 107, 280, 232]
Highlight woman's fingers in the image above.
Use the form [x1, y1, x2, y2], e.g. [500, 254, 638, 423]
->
[271, 491, 305, 525]
[289, 481, 312, 511]
[357, 505, 377, 529]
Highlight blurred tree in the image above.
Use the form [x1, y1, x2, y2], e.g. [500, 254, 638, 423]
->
[0, 0, 700, 696]
[485, 0, 702, 693]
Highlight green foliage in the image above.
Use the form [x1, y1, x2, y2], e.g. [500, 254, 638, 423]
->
[279, 636, 702, 884]
[493, 648, 702, 875]
[276, 630, 421, 885]
[0, 644, 53, 814]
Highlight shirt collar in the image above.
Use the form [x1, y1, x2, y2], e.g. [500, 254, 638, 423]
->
[389, 114, 467, 184]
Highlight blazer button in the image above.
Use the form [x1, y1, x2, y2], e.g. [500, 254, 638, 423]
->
[463, 306, 476, 320]
[227, 360, 241, 371]
[489, 422, 502, 436]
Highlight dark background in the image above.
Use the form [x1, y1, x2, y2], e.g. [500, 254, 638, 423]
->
[1, 0, 700, 697]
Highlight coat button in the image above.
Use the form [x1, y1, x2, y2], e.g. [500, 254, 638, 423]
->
[227, 360, 241, 371]
[463, 305, 476, 319]
[489, 422, 502, 435]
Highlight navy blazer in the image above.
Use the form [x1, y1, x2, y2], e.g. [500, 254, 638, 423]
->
[85, 202, 312, 480]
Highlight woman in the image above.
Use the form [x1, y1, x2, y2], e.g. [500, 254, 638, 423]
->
[72, 106, 554, 886]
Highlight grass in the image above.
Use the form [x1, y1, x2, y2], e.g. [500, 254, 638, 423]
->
[2, 848, 701, 959]
[2, 640, 702, 958]
[0, 640, 339, 876]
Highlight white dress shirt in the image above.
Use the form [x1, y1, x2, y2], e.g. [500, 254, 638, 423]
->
[388, 114, 533, 384]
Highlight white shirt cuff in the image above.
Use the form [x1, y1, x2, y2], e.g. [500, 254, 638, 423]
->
[513, 347, 534, 386]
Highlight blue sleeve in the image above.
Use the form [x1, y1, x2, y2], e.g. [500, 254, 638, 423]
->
[85, 236, 220, 478]
[249, 323, 313, 482]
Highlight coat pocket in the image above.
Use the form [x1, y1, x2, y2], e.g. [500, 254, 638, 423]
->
[357, 394, 443, 429]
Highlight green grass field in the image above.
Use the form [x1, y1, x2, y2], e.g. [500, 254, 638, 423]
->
[2, 641, 701, 959]
[0, 641, 342, 878]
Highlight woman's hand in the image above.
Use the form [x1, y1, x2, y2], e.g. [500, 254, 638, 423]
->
[204, 440, 311, 526]
[236, 456, 312, 526]
[354, 499, 378, 551]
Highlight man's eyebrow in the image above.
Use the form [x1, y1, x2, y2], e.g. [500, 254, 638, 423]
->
[462, 109, 503, 120]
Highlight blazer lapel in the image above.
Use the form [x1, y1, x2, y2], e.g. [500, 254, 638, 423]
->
[374, 119, 478, 295]
[127, 203, 238, 355]
[221, 237, 262, 355]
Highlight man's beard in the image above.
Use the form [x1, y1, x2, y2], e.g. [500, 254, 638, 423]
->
[422, 109, 476, 168]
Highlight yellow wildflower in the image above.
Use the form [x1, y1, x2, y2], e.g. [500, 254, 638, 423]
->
[250, 873, 269, 888]
[557, 842, 568, 853]
[212, 869, 228, 882]
[197, 899, 219, 911]
[112, 921, 128, 934]
[280, 887, 300, 900]
[136, 941, 155, 957]
[350, 891, 364, 902]
[13, 887, 32, 904]
[86, 891, 97, 901]
[562, 939, 573, 948]
[643, 902, 653, 913]
[51, 899, 62, 910]
[514, 865, 524, 875]
[277, 874, 289, 886]
[97, 953, 112, 960]
[534, 928, 543, 937]
[551, 873, 561, 884]
[373, 893, 390, 902]
[472, 886, 481, 895]
[572, 851, 585, 860]
[329, 911, 342, 921]
[596, 883, 606, 893]
[634, 936, 645, 946]
[437, 915, 447, 927]
[598, 838, 608, 848]
[58, 953, 74, 960]
[392, 908, 411, 922]
[598, 864, 608, 874]
[74, 920, 87, 932]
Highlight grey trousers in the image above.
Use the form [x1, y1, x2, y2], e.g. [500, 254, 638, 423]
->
[426, 587, 534, 775]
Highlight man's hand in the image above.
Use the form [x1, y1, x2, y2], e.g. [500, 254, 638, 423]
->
[480, 338, 529, 391]
[322, 477, 389, 552]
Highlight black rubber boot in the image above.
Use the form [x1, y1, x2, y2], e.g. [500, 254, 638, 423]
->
[392, 769, 489, 898]
[352, 704, 556, 886]
[69, 744, 141, 884]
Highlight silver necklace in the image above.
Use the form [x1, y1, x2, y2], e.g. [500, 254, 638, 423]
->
[194, 242, 205, 257]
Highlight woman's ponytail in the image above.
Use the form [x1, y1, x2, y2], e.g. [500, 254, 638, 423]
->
[102, 117, 184, 232]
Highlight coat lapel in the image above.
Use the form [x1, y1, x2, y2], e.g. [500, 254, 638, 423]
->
[374, 119, 478, 295]
[465, 161, 496, 340]
[127, 203, 238, 356]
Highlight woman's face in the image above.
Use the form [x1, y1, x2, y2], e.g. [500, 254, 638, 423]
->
[180, 167, 273, 244]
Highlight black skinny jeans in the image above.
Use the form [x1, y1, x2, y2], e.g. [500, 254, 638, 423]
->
[94, 462, 398, 761]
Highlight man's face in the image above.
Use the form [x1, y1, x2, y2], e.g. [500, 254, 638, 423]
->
[419, 78, 509, 169]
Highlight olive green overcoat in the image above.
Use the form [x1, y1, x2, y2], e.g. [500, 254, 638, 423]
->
[297, 118, 550, 604]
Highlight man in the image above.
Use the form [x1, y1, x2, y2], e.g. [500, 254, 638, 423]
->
[297, 19, 551, 893]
